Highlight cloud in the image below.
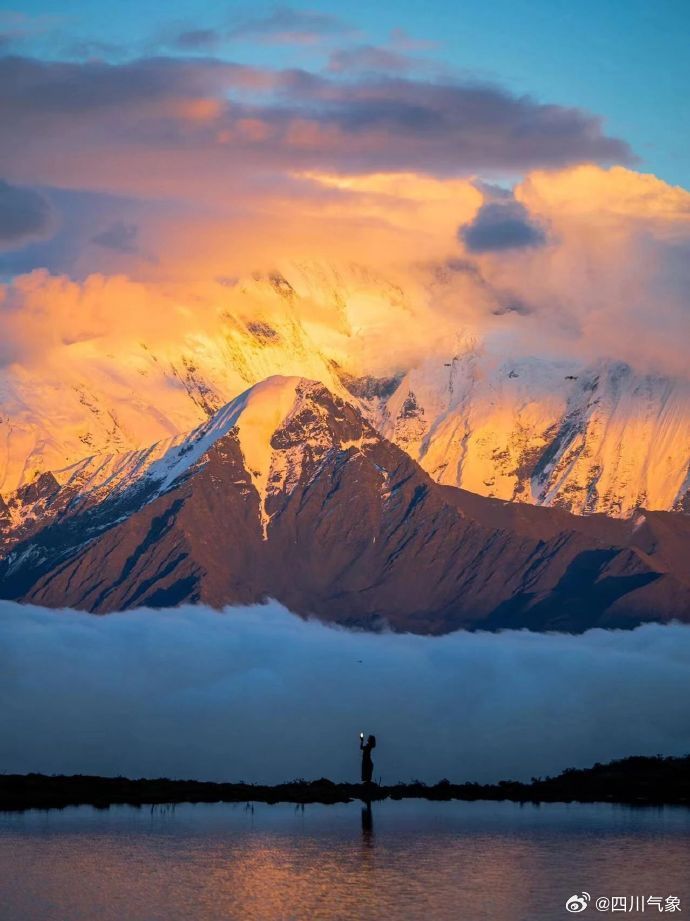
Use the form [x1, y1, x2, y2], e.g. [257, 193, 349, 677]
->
[169, 6, 357, 51]
[172, 28, 223, 52]
[227, 6, 357, 44]
[327, 45, 418, 75]
[287, 165, 690, 376]
[1, 165, 688, 387]
[0, 54, 269, 116]
[64, 38, 128, 61]
[460, 199, 547, 252]
[0, 601, 688, 784]
[0, 185, 161, 280]
[0, 159, 686, 495]
[285, 78, 631, 174]
[91, 220, 140, 254]
[474, 165, 690, 375]
[0, 10, 60, 50]
[518, 165, 690, 215]
[0, 179, 53, 249]
[0, 54, 632, 203]
[388, 27, 440, 52]
[0, 269, 199, 372]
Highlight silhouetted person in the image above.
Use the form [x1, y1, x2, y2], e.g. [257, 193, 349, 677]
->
[360, 733, 376, 784]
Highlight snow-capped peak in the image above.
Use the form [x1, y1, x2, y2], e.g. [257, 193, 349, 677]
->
[2, 376, 376, 545]
[54, 377, 316, 505]
[230, 376, 378, 535]
[229, 376, 330, 535]
[232, 377, 308, 497]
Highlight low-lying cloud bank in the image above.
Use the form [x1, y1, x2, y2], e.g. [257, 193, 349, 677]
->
[1, 601, 689, 785]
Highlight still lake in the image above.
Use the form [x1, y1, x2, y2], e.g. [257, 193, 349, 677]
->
[1, 799, 689, 920]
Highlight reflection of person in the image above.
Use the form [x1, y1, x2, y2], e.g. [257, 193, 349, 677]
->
[361, 800, 373, 838]
[360, 733, 376, 784]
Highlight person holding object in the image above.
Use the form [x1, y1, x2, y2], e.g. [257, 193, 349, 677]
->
[360, 732, 376, 784]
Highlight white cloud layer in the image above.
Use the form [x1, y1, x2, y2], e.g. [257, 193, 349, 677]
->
[1, 601, 689, 785]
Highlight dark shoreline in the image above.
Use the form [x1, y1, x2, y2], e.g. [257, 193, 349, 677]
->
[1, 755, 689, 812]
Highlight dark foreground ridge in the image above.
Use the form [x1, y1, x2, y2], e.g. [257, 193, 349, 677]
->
[2, 755, 689, 812]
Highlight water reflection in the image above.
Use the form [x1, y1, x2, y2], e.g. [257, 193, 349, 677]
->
[361, 799, 373, 840]
[1, 800, 689, 921]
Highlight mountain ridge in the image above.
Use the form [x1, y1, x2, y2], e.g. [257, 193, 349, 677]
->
[2, 376, 688, 633]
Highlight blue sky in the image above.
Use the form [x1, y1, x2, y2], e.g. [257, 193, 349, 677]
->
[6, 0, 689, 187]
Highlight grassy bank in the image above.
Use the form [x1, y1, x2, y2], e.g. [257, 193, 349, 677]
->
[1, 755, 689, 812]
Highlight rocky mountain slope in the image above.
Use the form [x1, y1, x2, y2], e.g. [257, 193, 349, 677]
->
[1, 263, 688, 518]
[377, 352, 690, 517]
[1, 377, 688, 633]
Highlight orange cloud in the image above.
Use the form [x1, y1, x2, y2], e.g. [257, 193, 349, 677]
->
[1, 163, 688, 494]
[0, 168, 687, 506]
[40, 163, 684, 385]
[176, 98, 225, 122]
[464, 166, 690, 377]
[517, 165, 690, 221]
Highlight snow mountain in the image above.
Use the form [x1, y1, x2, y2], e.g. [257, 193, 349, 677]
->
[376, 352, 690, 517]
[1, 377, 688, 633]
[1, 263, 688, 519]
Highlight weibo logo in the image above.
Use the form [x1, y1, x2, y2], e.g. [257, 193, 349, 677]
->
[565, 892, 591, 913]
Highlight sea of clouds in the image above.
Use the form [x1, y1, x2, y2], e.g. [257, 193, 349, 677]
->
[1, 600, 689, 785]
